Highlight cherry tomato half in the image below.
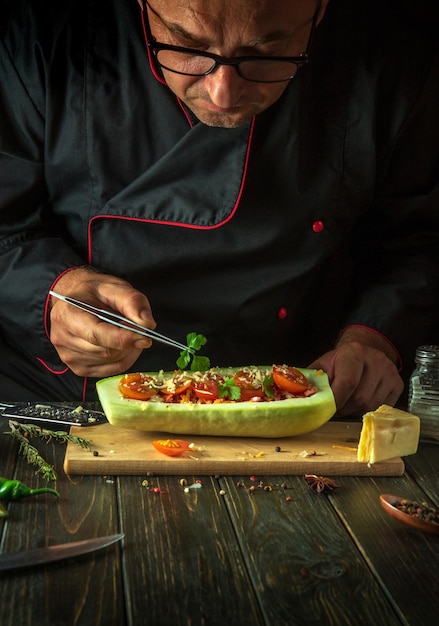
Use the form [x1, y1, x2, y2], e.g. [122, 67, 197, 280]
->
[272, 365, 309, 394]
[233, 370, 265, 402]
[152, 439, 190, 457]
[192, 373, 224, 401]
[170, 379, 193, 395]
[193, 380, 220, 401]
[119, 373, 157, 401]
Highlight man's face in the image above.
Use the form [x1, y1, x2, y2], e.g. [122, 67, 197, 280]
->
[142, 0, 328, 128]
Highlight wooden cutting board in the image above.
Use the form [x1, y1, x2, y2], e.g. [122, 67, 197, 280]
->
[63, 421, 404, 476]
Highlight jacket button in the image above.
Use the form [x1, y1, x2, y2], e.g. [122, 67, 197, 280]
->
[312, 220, 324, 233]
[277, 307, 288, 320]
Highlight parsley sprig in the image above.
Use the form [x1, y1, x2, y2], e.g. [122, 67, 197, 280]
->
[176, 332, 211, 371]
[262, 375, 275, 399]
[218, 378, 241, 400]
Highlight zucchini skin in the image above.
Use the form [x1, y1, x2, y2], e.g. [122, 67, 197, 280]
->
[96, 367, 336, 438]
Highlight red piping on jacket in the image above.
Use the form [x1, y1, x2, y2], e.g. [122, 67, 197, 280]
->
[86, 109, 255, 264]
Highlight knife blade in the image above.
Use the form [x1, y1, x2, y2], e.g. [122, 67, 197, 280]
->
[0, 533, 123, 572]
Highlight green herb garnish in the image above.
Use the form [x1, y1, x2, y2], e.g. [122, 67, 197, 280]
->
[218, 378, 241, 400]
[176, 332, 211, 371]
[262, 375, 275, 399]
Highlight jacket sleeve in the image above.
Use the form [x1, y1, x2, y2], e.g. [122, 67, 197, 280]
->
[343, 42, 439, 375]
[0, 4, 84, 367]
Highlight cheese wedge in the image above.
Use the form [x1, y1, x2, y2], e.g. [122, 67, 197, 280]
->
[357, 404, 420, 464]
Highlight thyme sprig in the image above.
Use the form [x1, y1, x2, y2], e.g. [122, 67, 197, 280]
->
[6, 420, 91, 481]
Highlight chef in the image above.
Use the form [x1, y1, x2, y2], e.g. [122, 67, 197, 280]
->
[0, 0, 438, 413]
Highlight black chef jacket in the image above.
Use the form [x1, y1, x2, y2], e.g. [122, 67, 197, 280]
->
[0, 0, 438, 401]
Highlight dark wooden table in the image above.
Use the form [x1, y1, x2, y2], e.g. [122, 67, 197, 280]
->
[0, 413, 437, 626]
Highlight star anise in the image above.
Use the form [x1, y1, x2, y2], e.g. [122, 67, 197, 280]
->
[304, 474, 338, 494]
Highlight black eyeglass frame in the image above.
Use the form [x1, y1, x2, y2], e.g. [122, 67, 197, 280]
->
[141, 0, 322, 84]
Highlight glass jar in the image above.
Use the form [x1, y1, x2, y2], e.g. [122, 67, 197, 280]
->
[408, 345, 439, 440]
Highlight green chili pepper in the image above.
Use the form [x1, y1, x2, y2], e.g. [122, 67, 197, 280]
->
[0, 477, 59, 501]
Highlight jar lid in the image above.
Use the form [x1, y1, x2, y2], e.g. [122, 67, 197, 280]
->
[415, 345, 439, 363]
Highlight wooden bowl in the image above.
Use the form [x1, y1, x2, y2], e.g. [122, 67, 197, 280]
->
[380, 494, 439, 535]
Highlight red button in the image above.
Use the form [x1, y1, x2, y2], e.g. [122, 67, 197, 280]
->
[277, 307, 288, 320]
[312, 220, 324, 233]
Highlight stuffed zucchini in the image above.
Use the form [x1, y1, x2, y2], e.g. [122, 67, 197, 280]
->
[96, 365, 336, 438]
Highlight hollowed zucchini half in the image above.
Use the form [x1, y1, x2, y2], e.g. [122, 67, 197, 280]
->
[96, 367, 336, 438]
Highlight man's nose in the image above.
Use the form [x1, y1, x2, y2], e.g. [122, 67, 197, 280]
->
[203, 64, 247, 107]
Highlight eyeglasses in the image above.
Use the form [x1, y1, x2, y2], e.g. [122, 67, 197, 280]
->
[141, 0, 321, 84]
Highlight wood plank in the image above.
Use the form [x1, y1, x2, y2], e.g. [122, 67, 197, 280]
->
[117, 475, 265, 626]
[217, 474, 402, 625]
[64, 421, 404, 476]
[0, 423, 126, 626]
[403, 440, 439, 505]
[329, 468, 439, 625]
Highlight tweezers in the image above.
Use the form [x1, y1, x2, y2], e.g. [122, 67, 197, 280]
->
[49, 290, 193, 354]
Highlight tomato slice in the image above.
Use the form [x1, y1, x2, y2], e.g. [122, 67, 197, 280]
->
[119, 373, 157, 400]
[152, 439, 190, 457]
[171, 379, 193, 395]
[233, 370, 265, 401]
[192, 372, 225, 401]
[272, 365, 309, 394]
[193, 380, 220, 401]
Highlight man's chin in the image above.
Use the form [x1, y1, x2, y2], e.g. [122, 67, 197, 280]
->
[189, 103, 254, 128]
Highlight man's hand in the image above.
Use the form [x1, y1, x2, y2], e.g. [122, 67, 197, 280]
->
[308, 328, 404, 416]
[49, 268, 156, 378]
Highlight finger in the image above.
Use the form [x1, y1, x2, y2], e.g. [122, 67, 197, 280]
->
[52, 303, 153, 352]
[329, 363, 364, 415]
[61, 348, 144, 378]
[95, 282, 156, 328]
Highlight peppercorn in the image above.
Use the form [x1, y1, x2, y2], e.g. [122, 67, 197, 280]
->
[0, 477, 59, 501]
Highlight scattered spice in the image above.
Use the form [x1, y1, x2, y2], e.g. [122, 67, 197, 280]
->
[237, 451, 265, 460]
[275, 446, 281, 452]
[304, 474, 338, 494]
[186, 482, 202, 490]
[393, 498, 439, 525]
[150, 486, 167, 494]
[299, 450, 317, 458]
[236, 477, 281, 495]
[93, 450, 99, 457]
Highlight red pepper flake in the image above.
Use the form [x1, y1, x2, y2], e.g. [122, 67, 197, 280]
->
[150, 487, 167, 494]
[250, 475, 258, 482]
